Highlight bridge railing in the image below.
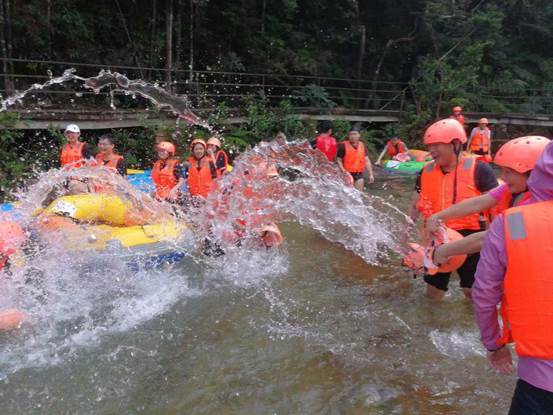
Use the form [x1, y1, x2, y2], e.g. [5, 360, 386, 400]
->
[0, 58, 406, 112]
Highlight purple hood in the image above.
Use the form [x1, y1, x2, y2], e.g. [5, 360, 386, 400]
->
[528, 140, 553, 202]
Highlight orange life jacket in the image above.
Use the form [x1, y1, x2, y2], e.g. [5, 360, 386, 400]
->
[387, 140, 407, 157]
[470, 127, 491, 152]
[343, 141, 366, 173]
[95, 153, 124, 173]
[187, 156, 217, 198]
[498, 200, 553, 358]
[450, 114, 465, 126]
[417, 156, 482, 231]
[214, 150, 229, 175]
[60, 142, 85, 168]
[152, 158, 180, 200]
[490, 190, 531, 220]
[315, 134, 338, 161]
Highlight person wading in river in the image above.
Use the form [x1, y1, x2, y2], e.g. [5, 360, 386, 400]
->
[95, 134, 126, 176]
[473, 140, 553, 415]
[60, 124, 93, 169]
[407, 118, 497, 300]
[336, 126, 375, 191]
[311, 120, 338, 162]
[151, 141, 185, 203]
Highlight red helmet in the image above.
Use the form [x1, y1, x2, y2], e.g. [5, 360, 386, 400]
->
[478, 118, 489, 124]
[190, 138, 207, 149]
[452, 106, 463, 112]
[423, 119, 467, 145]
[157, 141, 176, 155]
[207, 137, 222, 148]
[494, 136, 550, 173]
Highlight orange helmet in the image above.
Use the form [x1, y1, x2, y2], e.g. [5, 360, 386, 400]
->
[494, 136, 550, 173]
[207, 137, 222, 148]
[157, 141, 176, 155]
[479, 118, 489, 124]
[190, 138, 207, 149]
[423, 119, 467, 145]
[425, 227, 467, 275]
[452, 106, 463, 112]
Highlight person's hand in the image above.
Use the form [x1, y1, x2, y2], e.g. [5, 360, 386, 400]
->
[433, 244, 448, 266]
[368, 174, 375, 184]
[400, 222, 415, 248]
[345, 173, 354, 186]
[167, 188, 180, 202]
[487, 346, 513, 374]
[425, 215, 442, 238]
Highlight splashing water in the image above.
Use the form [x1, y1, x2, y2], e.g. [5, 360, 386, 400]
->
[0, 68, 209, 129]
[1, 70, 484, 414]
[200, 139, 408, 265]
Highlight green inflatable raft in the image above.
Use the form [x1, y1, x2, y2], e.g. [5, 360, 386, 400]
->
[383, 160, 427, 173]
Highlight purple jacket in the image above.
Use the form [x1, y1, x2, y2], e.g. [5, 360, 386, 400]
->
[473, 141, 553, 392]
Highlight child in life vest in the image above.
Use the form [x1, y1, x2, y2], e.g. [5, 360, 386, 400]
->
[184, 139, 218, 199]
[151, 141, 185, 202]
[206, 136, 229, 176]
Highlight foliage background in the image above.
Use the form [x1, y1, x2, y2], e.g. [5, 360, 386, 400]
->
[2, 0, 553, 198]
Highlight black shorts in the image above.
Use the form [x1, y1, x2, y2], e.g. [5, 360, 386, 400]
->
[350, 172, 364, 181]
[471, 149, 487, 156]
[423, 229, 481, 291]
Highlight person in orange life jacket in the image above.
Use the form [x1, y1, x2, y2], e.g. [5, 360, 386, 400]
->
[426, 136, 550, 265]
[183, 139, 218, 199]
[151, 141, 185, 202]
[206, 136, 229, 176]
[449, 106, 465, 126]
[375, 136, 409, 165]
[336, 126, 375, 191]
[473, 141, 553, 415]
[95, 135, 127, 176]
[310, 120, 338, 161]
[60, 124, 93, 168]
[406, 118, 498, 300]
[467, 118, 492, 157]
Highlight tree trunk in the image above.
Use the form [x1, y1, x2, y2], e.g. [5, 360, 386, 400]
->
[5, 0, 13, 77]
[150, 0, 157, 77]
[165, 0, 173, 91]
[261, 0, 266, 34]
[175, 0, 183, 69]
[46, 0, 52, 58]
[114, 0, 144, 77]
[189, 0, 195, 82]
[357, 25, 366, 80]
[0, 0, 13, 94]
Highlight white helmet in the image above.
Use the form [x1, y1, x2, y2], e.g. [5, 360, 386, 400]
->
[64, 124, 80, 133]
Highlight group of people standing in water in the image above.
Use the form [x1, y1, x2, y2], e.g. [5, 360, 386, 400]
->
[56, 110, 553, 413]
[59, 123, 229, 204]
[405, 108, 552, 415]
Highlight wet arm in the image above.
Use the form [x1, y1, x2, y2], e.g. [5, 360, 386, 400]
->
[430, 193, 496, 223]
[375, 148, 387, 165]
[436, 230, 487, 258]
[365, 156, 374, 179]
[473, 219, 507, 350]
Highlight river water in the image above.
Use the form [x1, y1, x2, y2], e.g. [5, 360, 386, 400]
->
[0, 70, 514, 414]
[0, 171, 514, 415]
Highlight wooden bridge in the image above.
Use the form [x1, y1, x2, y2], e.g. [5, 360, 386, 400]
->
[2, 58, 553, 130]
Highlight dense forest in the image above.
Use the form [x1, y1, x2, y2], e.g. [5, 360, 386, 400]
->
[1, 0, 553, 196]
[3, 0, 553, 106]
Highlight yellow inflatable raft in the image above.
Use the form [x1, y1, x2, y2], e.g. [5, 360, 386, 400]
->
[36, 194, 192, 267]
